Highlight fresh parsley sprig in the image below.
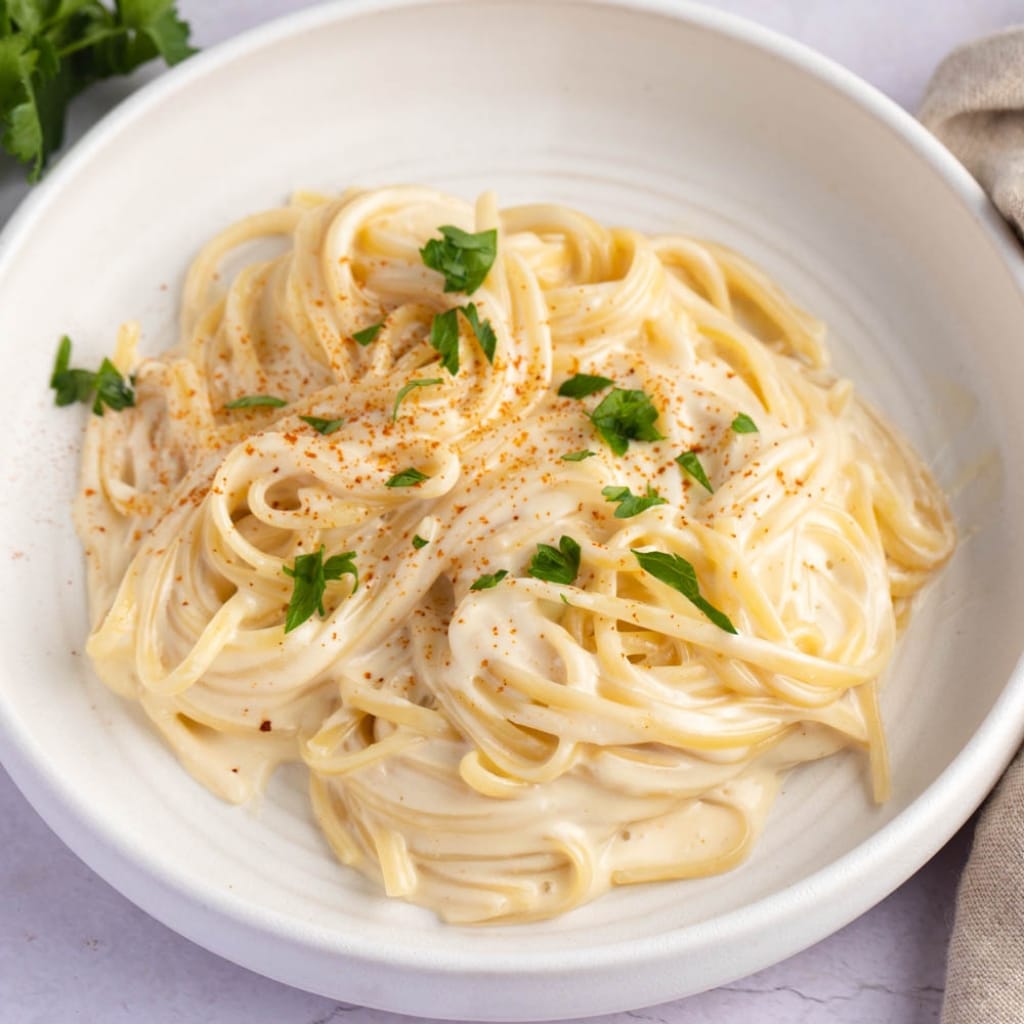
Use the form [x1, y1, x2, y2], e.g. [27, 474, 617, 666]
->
[602, 484, 668, 518]
[589, 387, 664, 455]
[282, 547, 358, 633]
[528, 536, 581, 585]
[676, 451, 713, 493]
[429, 303, 497, 375]
[632, 548, 737, 634]
[1, 1, 195, 180]
[420, 225, 497, 294]
[50, 335, 134, 415]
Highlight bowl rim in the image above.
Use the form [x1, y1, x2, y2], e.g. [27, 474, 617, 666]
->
[2, 0, 1024, 990]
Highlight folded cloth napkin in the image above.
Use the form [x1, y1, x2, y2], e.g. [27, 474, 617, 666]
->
[920, 27, 1024, 1023]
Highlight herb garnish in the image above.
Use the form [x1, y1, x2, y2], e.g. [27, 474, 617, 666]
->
[50, 335, 134, 415]
[557, 373, 614, 399]
[561, 449, 597, 462]
[299, 415, 345, 435]
[731, 413, 759, 434]
[224, 394, 287, 409]
[412, 535, 429, 550]
[393, 378, 443, 420]
[386, 467, 430, 488]
[602, 484, 668, 518]
[528, 536, 581, 585]
[460, 302, 497, 364]
[352, 322, 383, 346]
[676, 451, 713, 493]
[470, 569, 508, 591]
[429, 304, 498, 375]
[282, 547, 358, 633]
[632, 548, 737, 634]
[589, 387, 664, 455]
[420, 225, 497, 294]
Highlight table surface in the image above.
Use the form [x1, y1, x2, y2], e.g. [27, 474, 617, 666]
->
[1, 1, 1019, 1022]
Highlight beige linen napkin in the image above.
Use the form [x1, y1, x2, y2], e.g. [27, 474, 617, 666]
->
[920, 27, 1024, 1023]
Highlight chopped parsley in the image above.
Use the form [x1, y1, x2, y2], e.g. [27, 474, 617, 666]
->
[393, 378, 443, 420]
[460, 302, 497, 364]
[731, 413, 759, 434]
[386, 467, 430, 488]
[420, 225, 497, 294]
[50, 335, 135, 415]
[632, 548, 737, 634]
[224, 394, 286, 409]
[557, 373, 614, 399]
[412, 535, 429, 550]
[352, 322, 384, 346]
[561, 449, 597, 462]
[470, 569, 508, 591]
[528, 536, 581, 586]
[601, 484, 668, 518]
[299, 415, 345, 435]
[429, 304, 498, 375]
[589, 387, 664, 455]
[282, 547, 358, 633]
[676, 451, 713, 493]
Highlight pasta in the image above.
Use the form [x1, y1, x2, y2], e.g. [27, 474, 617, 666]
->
[74, 186, 954, 923]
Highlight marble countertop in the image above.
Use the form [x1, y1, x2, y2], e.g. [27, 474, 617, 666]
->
[1, 2, 1019, 1021]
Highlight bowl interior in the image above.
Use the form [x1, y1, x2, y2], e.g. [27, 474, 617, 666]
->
[2, 0, 1024, 1017]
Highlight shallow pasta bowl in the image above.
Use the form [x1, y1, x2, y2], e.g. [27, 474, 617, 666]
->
[2, 0, 1024, 1018]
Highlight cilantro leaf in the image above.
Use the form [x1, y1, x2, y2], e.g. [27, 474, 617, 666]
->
[50, 335, 134, 414]
[224, 394, 287, 409]
[352, 322, 383, 346]
[732, 413, 759, 434]
[676, 451, 713, 493]
[589, 387, 664, 455]
[386, 467, 429, 488]
[412, 535, 429, 550]
[528, 535, 581, 585]
[429, 308, 460, 375]
[602, 484, 668, 518]
[299, 415, 345, 435]
[393, 377, 442, 421]
[420, 225, 497, 294]
[631, 548, 737, 634]
[460, 302, 497, 363]
[282, 546, 357, 633]
[561, 449, 596, 462]
[470, 569, 508, 591]
[557, 373, 614, 399]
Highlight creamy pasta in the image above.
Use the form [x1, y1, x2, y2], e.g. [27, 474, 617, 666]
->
[74, 186, 954, 923]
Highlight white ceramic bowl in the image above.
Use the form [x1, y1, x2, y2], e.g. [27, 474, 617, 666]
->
[2, 1, 1024, 1018]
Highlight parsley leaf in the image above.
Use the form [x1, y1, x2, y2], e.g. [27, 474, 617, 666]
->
[49, 335, 135, 415]
[602, 484, 668, 518]
[528, 535, 581, 585]
[393, 377, 442, 420]
[589, 387, 664, 455]
[299, 415, 345, 435]
[224, 394, 286, 409]
[429, 308, 460, 375]
[412, 535, 429, 550]
[732, 413, 759, 434]
[470, 569, 508, 591]
[676, 451, 713, 493]
[352, 322, 383, 346]
[282, 547, 357, 633]
[557, 373, 614, 399]
[386, 467, 429, 488]
[460, 302, 497, 363]
[561, 449, 596, 462]
[632, 548, 737, 634]
[420, 225, 497, 294]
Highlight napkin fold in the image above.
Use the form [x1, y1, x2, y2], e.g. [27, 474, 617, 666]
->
[919, 27, 1024, 1024]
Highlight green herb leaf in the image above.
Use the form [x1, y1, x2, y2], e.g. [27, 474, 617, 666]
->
[632, 548, 737, 634]
[561, 449, 597, 462]
[299, 415, 345, 435]
[386, 467, 430, 488]
[352, 322, 383, 346]
[731, 413, 759, 434]
[392, 377, 443, 420]
[460, 302, 497, 363]
[420, 225, 497, 294]
[589, 387, 664, 455]
[429, 308, 461, 375]
[528, 535, 581, 585]
[676, 451, 714, 493]
[50, 335, 135, 414]
[601, 484, 668, 518]
[557, 373, 614, 399]
[224, 394, 287, 409]
[282, 546, 357, 633]
[412, 535, 429, 550]
[92, 358, 135, 414]
[470, 569, 508, 591]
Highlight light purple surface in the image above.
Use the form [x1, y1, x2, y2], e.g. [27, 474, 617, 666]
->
[1, 2, 1019, 1021]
